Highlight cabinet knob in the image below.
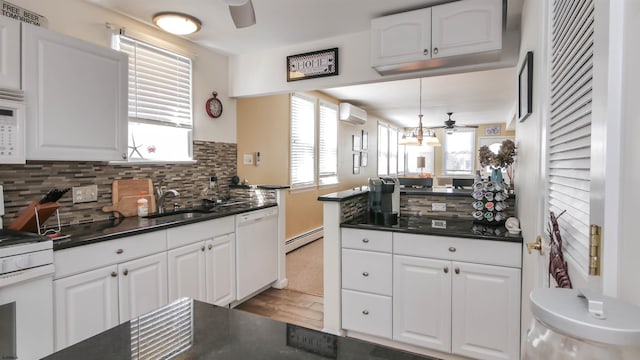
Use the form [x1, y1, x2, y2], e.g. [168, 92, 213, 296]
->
[448, 247, 456, 253]
[201, 245, 206, 252]
[362, 272, 369, 277]
[434, 47, 439, 55]
[362, 238, 369, 243]
[208, 244, 213, 250]
[111, 271, 117, 277]
[121, 153, 127, 160]
[362, 310, 369, 315]
[423, 49, 429, 56]
[444, 266, 449, 274]
[116, 249, 124, 254]
[123, 269, 128, 276]
[455, 267, 460, 275]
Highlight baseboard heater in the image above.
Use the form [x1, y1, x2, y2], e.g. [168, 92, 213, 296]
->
[285, 227, 323, 253]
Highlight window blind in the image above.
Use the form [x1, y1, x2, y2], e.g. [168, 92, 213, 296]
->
[290, 94, 316, 188]
[443, 129, 475, 175]
[319, 101, 338, 185]
[377, 124, 389, 176]
[116, 35, 193, 127]
[389, 127, 398, 175]
[547, 0, 594, 277]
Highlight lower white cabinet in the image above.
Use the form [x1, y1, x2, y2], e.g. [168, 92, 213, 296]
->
[117, 252, 168, 323]
[168, 242, 207, 302]
[206, 233, 236, 306]
[342, 289, 392, 339]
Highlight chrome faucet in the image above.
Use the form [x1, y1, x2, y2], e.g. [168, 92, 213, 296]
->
[156, 185, 180, 214]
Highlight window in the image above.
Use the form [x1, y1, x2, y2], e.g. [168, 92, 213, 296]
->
[378, 123, 399, 176]
[443, 129, 475, 175]
[405, 145, 435, 175]
[290, 93, 316, 188]
[319, 101, 338, 185]
[113, 34, 193, 161]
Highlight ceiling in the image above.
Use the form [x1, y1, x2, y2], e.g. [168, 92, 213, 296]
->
[87, 0, 524, 128]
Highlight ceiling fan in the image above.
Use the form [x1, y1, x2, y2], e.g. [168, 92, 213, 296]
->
[429, 112, 478, 132]
[223, 0, 256, 28]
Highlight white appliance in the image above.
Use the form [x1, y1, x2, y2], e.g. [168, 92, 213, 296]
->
[0, 185, 5, 229]
[0, 230, 54, 360]
[0, 99, 26, 164]
[235, 207, 278, 301]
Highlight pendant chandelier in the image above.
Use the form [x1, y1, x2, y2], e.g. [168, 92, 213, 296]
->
[399, 78, 440, 147]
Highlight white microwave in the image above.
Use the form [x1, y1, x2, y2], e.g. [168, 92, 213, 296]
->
[0, 99, 25, 164]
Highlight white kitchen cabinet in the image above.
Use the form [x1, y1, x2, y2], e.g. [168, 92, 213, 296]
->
[117, 252, 168, 323]
[342, 289, 392, 339]
[393, 255, 451, 353]
[166, 217, 236, 307]
[235, 207, 278, 301]
[371, 0, 502, 70]
[22, 22, 128, 161]
[0, 16, 21, 90]
[53, 265, 119, 350]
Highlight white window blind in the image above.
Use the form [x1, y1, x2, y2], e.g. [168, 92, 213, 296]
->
[547, 0, 594, 276]
[319, 101, 338, 185]
[290, 94, 316, 188]
[377, 124, 389, 176]
[389, 127, 398, 175]
[116, 34, 192, 127]
[443, 129, 475, 175]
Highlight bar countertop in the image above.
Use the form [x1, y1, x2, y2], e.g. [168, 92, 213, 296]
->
[44, 298, 438, 360]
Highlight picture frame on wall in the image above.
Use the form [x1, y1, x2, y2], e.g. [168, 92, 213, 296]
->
[518, 51, 533, 122]
[361, 130, 368, 150]
[353, 153, 360, 174]
[360, 152, 368, 167]
[352, 135, 361, 151]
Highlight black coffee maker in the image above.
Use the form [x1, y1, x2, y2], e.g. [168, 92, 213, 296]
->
[368, 177, 399, 226]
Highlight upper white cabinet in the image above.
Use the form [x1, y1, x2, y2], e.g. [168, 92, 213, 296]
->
[371, 0, 502, 72]
[22, 22, 128, 161]
[0, 16, 21, 90]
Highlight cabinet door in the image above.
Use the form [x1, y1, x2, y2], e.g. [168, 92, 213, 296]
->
[370, 8, 431, 67]
[431, 0, 502, 58]
[53, 265, 119, 351]
[342, 248, 392, 296]
[393, 255, 451, 353]
[0, 16, 20, 90]
[22, 23, 128, 161]
[451, 262, 521, 360]
[342, 289, 392, 339]
[167, 242, 206, 303]
[205, 233, 236, 306]
[118, 253, 168, 323]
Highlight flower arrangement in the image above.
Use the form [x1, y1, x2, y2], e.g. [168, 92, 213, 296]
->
[479, 139, 517, 186]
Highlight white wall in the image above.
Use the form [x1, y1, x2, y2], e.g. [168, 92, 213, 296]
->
[9, 0, 236, 143]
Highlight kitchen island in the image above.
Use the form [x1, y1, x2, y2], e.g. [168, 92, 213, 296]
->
[44, 298, 438, 360]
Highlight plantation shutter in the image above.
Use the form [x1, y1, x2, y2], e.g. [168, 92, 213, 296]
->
[319, 101, 338, 185]
[290, 93, 316, 188]
[116, 34, 192, 127]
[547, 0, 594, 277]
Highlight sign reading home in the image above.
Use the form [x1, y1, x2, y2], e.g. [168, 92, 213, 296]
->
[287, 48, 338, 82]
[1, 1, 48, 27]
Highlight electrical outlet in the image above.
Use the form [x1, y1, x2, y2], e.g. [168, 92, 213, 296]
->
[72, 184, 98, 203]
[432, 203, 447, 212]
[432, 219, 447, 229]
[209, 176, 218, 189]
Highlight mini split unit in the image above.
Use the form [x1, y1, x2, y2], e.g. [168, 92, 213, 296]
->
[339, 103, 367, 125]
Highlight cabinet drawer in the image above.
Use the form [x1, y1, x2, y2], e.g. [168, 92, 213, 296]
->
[394, 233, 522, 268]
[342, 249, 392, 296]
[167, 216, 234, 249]
[342, 289, 392, 339]
[54, 231, 167, 278]
[341, 228, 392, 252]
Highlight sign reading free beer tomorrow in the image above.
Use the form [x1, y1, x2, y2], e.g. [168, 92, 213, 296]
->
[287, 48, 338, 82]
[1, 1, 48, 27]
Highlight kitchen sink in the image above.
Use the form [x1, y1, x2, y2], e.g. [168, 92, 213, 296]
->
[142, 209, 200, 219]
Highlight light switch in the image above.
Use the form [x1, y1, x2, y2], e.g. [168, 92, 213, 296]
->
[243, 154, 253, 165]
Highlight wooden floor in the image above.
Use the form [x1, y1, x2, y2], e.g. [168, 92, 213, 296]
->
[235, 288, 324, 331]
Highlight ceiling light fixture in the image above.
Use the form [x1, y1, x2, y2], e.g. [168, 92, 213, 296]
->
[399, 78, 441, 147]
[153, 12, 202, 35]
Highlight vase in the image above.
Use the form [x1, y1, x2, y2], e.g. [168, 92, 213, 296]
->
[490, 168, 503, 183]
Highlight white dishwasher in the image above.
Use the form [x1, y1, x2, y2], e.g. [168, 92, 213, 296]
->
[235, 207, 278, 300]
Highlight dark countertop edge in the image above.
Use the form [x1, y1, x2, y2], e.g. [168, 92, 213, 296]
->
[340, 222, 523, 243]
[401, 187, 517, 199]
[317, 187, 369, 202]
[53, 203, 278, 251]
[229, 184, 290, 190]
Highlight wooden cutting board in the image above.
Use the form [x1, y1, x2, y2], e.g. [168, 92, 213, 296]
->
[102, 178, 156, 217]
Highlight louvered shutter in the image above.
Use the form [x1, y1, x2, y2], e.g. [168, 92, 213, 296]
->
[319, 101, 338, 185]
[290, 94, 316, 188]
[547, 0, 594, 277]
[116, 35, 192, 127]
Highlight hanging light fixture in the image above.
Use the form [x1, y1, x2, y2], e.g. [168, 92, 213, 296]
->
[153, 12, 202, 35]
[399, 78, 440, 147]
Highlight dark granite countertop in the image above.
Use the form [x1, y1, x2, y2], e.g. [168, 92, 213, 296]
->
[318, 186, 516, 201]
[44, 298, 437, 360]
[317, 186, 369, 202]
[53, 201, 277, 251]
[342, 215, 523, 243]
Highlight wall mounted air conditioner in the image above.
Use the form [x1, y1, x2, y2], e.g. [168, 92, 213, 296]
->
[339, 103, 367, 125]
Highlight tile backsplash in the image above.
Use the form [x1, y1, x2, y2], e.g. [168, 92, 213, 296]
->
[0, 141, 237, 228]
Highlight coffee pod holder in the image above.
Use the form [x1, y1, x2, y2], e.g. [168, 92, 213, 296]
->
[471, 179, 508, 226]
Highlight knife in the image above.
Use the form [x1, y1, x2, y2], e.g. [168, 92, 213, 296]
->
[39, 188, 71, 204]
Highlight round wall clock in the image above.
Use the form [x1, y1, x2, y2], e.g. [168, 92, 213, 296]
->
[206, 91, 223, 118]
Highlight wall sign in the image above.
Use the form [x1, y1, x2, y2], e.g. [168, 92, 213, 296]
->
[1, 1, 48, 26]
[287, 48, 338, 82]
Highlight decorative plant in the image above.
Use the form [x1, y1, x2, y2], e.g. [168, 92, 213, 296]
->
[479, 139, 517, 185]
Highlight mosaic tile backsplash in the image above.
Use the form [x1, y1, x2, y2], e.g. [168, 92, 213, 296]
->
[0, 141, 238, 228]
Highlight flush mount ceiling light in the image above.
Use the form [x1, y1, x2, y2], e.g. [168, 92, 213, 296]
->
[153, 12, 202, 35]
